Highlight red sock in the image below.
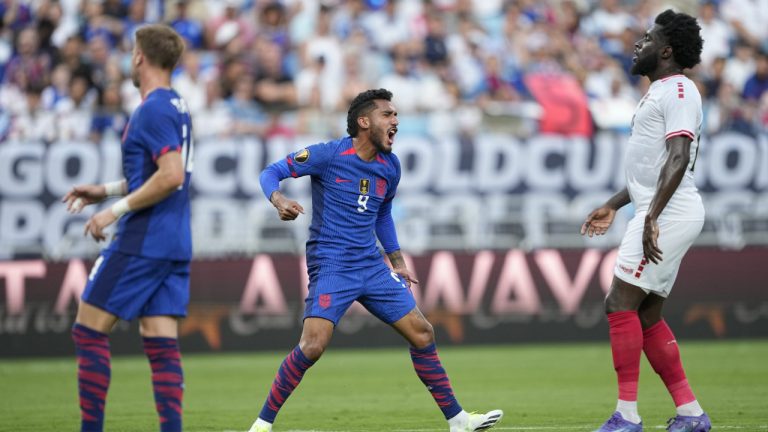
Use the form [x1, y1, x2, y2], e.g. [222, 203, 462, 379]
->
[643, 320, 696, 406]
[607, 311, 643, 401]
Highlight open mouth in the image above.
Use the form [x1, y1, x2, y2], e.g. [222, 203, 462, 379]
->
[387, 127, 397, 144]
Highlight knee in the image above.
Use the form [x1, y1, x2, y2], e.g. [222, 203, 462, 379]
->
[638, 310, 662, 330]
[411, 320, 435, 349]
[299, 337, 327, 361]
[604, 294, 624, 315]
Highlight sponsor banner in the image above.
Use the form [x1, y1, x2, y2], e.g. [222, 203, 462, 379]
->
[1, 132, 767, 258]
[1, 248, 766, 357]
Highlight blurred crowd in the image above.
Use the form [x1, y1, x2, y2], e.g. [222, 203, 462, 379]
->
[1, 0, 767, 144]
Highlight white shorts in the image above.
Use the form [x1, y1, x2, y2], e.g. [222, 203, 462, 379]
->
[613, 216, 704, 297]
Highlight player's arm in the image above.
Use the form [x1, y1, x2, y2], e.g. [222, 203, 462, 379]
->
[260, 159, 305, 221]
[580, 188, 630, 237]
[261, 145, 330, 221]
[380, 205, 418, 288]
[376, 176, 417, 286]
[84, 152, 184, 241]
[62, 179, 127, 213]
[642, 136, 692, 264]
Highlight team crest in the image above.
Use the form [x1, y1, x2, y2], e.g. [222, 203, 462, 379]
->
[319, 294, 331, 309]
[376, 178, 387, 197]
[359, 178, 370, 194]
[295, 148, 310, 163]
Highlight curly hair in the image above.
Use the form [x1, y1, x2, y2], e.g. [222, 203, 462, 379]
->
[346, 88, 393, 137]
[654, 9, 703, 70]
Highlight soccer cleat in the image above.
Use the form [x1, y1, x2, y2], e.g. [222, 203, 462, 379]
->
[450, 409, 504, 431]
[248, 418, 272, 432]
[666, 413, 711, 432]
[593, 412, 643, 432]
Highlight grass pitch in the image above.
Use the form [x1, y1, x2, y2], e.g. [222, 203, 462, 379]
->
[1, 341, 767, 431]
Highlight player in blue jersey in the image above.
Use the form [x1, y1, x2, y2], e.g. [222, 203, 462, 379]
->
[62, 24, 192, 432]
[248, 89, 503, 432]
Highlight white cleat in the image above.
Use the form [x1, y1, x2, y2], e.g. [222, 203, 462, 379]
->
[449, 409, 504, 432]
[248, 418, 272, 432]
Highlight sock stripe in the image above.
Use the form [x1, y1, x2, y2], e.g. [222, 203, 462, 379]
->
[260, 346, 315, 423]
[410, 343, 462, 419]
[143, 337, 184, 432]
[73, 323, 111, 432]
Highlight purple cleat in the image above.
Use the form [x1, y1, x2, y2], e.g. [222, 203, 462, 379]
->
[593, 412, 643, 432]
[666, 413, 711, 432]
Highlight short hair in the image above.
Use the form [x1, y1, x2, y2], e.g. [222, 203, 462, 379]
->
[135, 24, 185, 71]
[654, 9, 703, 70]
[346, 88, 393, 137]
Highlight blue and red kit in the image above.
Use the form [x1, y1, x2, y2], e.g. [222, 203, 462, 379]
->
[260, 136, 415, 325]
[82, 88, 193, 320]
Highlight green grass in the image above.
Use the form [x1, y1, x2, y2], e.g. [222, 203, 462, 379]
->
[1, 341, 767, 431]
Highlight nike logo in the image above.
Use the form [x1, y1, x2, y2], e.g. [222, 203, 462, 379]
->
[335, 177, 352, 183]
[667, 340, 678, 345]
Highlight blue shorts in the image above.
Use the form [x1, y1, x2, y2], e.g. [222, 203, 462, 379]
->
[82, 250, 190, 321]
[304, 262, 416, 325]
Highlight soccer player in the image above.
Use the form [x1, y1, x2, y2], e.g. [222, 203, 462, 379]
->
[248, 88, 503, 432]
[62, 24, 193, 432]
[580, 10, 710, 432]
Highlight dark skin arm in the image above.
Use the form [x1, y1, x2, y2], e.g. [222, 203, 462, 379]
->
[387, 249, 418, 288]
[643, 135, 692, 264]
[580, 188, 631, 237]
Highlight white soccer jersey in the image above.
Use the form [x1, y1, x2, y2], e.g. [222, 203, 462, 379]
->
[625, 74, 705, 220]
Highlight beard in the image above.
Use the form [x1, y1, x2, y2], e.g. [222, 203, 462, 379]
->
[631, 52, 658, 76]
[369, 124, 392, 154]
[131, 67, 140, 88]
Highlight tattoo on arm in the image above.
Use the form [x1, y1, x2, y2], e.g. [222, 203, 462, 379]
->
[388, 250, 404, 268]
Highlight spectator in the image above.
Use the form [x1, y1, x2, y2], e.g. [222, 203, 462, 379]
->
[89, 83, 127, 143]
[697, 1, 732, 69]
[743, 51, 768, 102]
[169, 0, 205, 49]
[253, 39, 296, 111]
[55, 72, 96, 141]
[226, 74, 267, 136]
[8, 81, 57, 143]
[3, 26, 52, 89]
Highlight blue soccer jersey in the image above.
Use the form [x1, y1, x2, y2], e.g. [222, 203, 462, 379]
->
[261, 136, 401, 269]
[107, 88, 193, 261]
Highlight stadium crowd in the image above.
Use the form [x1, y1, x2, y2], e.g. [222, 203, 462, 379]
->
[1, 0, 767, 144]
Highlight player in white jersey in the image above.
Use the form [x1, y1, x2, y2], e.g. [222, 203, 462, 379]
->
[580, 10, 711, 432]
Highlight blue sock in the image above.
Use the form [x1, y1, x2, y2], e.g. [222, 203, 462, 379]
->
[72, 323, 111, 432]
[143, 337, 184, 432]
[259, 346, 315, 423]
[410, 343, 463, 419]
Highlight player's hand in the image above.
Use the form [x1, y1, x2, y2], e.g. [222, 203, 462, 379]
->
[84, 208, 118, 242]
[642, 216, 663, 264]
[272, 196, 304, 221]
[394, 267, 419, 288]
[62, 184, 107, 213]
[580, 206, 616, 237]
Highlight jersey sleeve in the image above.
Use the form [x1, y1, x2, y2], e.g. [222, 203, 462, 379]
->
[375, 154, 402, 253]
[662, 82, 699, 142]
[384, 154, 401, 203]
[260, 142, 334, 200]
[284, 142, 334, 178]
[138, 101, 182, 160]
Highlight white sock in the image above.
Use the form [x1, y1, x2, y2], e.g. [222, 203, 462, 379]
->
[676, 400, 704, 416]
[616, 399, 641, 424]
[448, 410, 469, 428]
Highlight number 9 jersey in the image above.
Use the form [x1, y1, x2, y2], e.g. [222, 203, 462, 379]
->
[108, 88, 193, 261]
[261, 136, 401, 270]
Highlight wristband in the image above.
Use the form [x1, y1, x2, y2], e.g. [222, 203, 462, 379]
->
[110, 197, 131, 218]
[104, 180, 124, 197]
